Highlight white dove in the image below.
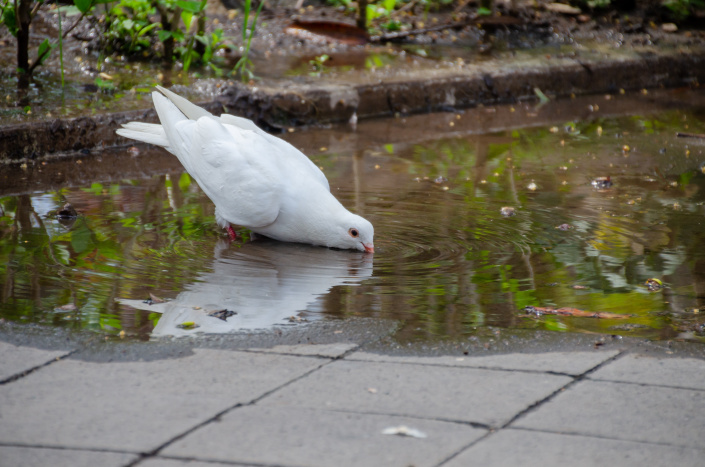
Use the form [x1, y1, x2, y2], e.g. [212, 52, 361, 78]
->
[116, 86, 374, 253]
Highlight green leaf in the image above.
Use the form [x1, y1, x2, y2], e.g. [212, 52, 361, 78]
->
[73, 0, 93, 14]
[70, 223, 93, 254]
[137, 21, 160, 37]
[122, 18, 135, 30]
[176, 0, 202, 13]
[383, 0, 395, 12]
[477, 7, 492, 15]
[158, 30, 173, 42]
[37, 39, 54, 66]
[183, 49, 194, 71]
[181, 11, 193, 31]
[50, 243, 71, 265]
[178, 173, 191, 191]
[171, 30, 185, 42]
[2, 7, 18, 37]
[194, 34, 208, 46]
[57, 5, 82, 15]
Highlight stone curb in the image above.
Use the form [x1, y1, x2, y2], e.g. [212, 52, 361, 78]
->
[1, 44, 704, 162]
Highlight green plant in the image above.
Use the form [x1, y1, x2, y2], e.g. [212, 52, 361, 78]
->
[0, 0, 102, 87]
[309, 54, 330, 76]
[98, 0, 230, 72]
[662, 0, 705, 20]
[230, 0, 264, 82]
[101, 0, 161, 54]
[366, 0, 396, 27]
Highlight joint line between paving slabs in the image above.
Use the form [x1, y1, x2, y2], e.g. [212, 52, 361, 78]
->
[318, 407, 493, 431]
[124, 355, 344, 467]
[434, 350, 628, 467]
[346, 357, 588, 377]
[152, 453, 289, 467]
[241, 342, 363, 360]
[507, 425, 705, 451]
[0, 441, 138, 455]
[0, 349, 78, 386]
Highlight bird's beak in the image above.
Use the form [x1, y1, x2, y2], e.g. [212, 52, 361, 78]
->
[363, 243, 375, 253]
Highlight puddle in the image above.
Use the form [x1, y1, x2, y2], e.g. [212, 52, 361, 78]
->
[2, 90, 705, 343]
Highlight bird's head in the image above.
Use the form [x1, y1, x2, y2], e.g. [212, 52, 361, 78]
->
[333, 212, 374, 253]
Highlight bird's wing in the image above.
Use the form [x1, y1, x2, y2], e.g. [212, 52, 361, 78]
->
[220, 114, 330, 192]
[187, 117, 283, 228]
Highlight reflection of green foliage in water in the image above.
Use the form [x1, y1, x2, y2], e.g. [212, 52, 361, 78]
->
[2, 108, 705, 343]
[367, 109, 705, 342]
[0, 173, 221, 338]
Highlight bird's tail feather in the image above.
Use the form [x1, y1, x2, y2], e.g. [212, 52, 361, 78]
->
[155, 85, 212, 121]
[116, 122, 170, 148]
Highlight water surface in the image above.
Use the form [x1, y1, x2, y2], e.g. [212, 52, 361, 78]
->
[2, 89, 705, 343]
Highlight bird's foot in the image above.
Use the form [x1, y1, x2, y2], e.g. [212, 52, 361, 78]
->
[227, 225, 238, 241]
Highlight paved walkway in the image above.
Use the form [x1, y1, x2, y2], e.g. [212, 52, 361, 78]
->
[1, 340, 704, 467]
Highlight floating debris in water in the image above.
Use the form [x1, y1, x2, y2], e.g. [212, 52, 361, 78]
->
[677, 132, 705, 139]
[434, 176, 448, 184]
[591, 176, 613, 189]
[128, 146, 140, 156]
[555, 223, 573, 231]
[645, 278, 663, 292]
[382, 426, 427, 439]
[500, 207, 516, 217]
[55, 303, 77, 312]
[57, 203, 77, 219]
[287, 315, 308, 323]
[176, 321, 199, 329]
[208, 309, 237, 321]
[609, 323, 651, 331]
[527, 181, 538, 191]
[143, 293, 166, 305]
[522, 306, 631, 319]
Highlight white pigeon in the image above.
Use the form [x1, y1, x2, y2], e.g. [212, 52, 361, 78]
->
[116, 86, 374, 253]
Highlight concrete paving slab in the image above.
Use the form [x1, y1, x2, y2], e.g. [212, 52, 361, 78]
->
[444, 429, 705, 467]
[139, 458, 256, 467]
[0, 445, 136, 467]
[514, 380, 705, 448]
[0, 341, 71, 382]
[260, 360, 572, 426]
[163, 405, 485, 467]
[347, 350, 620, 376]
[252, 343, 358, 358]
[0, 349, 323, 452]
[590, 354, 705, 389]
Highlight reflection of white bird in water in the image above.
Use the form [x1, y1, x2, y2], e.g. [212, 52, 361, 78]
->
[119, 240, 373, 337]
[116, 86, 374, 253]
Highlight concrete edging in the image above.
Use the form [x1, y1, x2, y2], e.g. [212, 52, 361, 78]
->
[1, 45, 704, 162]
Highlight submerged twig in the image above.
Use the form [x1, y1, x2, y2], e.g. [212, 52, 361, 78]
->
[676, 132, 705, 139]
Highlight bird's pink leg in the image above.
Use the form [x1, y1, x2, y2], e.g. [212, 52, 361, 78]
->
[227, 225, 237, 241]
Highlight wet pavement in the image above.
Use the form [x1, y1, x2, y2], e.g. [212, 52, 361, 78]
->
[2, 336, 704, 466]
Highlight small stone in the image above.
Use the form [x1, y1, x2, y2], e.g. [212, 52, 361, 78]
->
[500, 207, 516, 217]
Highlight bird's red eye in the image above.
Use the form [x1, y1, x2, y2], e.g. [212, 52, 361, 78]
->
[349, 228, 359, 238]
